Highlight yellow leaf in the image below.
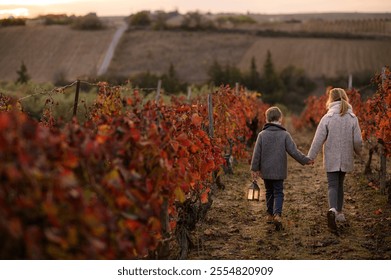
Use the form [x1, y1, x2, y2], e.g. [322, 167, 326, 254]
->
[174, 187, 186, 203]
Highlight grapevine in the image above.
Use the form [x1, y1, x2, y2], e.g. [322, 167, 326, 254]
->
[0, 83, 268, 259]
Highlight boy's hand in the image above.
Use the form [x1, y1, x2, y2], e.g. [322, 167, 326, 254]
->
[251, 171, 261, 180]
[306, 160, 314, 165]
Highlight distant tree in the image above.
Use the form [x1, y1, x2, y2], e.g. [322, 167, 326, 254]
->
[260, 50, 283, 103]
[168, 63, 176, 79]
[153, 11, 168, 30]
[40, 14, 72, 25]
[53, 68, 69, 86]
[181, 12, 202, 30]
[279, 65, 316, 113]
[224, 63, 242, 86]
[181, 11, 214, 30]
[72, 13, 103, 30]
[130, 11, 151, 27]
[216, 15, 256, 28]
[208, 60, 242, 87]
[16, 61, 30, 84]
[131, 70, 159, 88]
[324, 70, 376, 99]
[161, 63, 187, 93]
[0, 18, 26, 27]
[208, 60, 225, 86]
[243, 57, 261, 91]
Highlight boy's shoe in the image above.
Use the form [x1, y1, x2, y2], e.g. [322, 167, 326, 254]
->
[266, 214, 274, 224]
[327, 208, 337, 232]
[273, 215, 283, 231]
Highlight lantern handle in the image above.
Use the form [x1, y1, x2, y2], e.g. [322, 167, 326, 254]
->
[249, 178, 258, 183]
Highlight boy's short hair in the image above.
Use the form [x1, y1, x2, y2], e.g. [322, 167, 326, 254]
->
[265, 106, 282, 122]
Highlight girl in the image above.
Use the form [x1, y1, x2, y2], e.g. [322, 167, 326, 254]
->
[308, 88, 362, 232]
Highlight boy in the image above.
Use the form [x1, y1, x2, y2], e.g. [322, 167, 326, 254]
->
[250, 107, 312, 230]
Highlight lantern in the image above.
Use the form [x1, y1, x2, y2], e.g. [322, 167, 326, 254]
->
[247, 180, 260, 201]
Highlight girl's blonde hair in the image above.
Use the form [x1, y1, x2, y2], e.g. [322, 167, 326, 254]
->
[326, 88, 350, 116]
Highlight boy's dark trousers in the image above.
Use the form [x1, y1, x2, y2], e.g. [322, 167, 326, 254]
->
[264, 179, 284, 216]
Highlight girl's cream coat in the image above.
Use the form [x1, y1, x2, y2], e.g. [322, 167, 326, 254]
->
[308, 101, 362, 172]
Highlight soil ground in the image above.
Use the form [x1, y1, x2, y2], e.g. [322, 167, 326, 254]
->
[185, 126, 391, 260]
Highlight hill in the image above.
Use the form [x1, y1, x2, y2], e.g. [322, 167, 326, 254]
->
[107, 29, 391, 84]
[0, 24, 116, 83]
[0, 13, 390, 87]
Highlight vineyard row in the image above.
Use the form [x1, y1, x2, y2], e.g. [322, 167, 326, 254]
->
[0, 84, 268, 259]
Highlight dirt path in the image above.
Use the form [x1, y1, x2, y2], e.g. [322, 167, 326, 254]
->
[187, 128, 391, 260]
[97, 22, 127, 76]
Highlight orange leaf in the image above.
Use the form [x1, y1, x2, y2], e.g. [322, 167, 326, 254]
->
[190, 144, 200, 153]
[96, 134, 108, 144]
[130, 128, 141, 141]
[176, 133, 188, 141]
[148, 217, 161, 232]
[170, 140, 179, 152]
[200, 188, 210, 204]
[125, 220, 141, 231]
[180, 139, 191, 147]
[191, 113, 203, 127]
[8, 218, 22, 238]
[116, 195, 132, 208]
[374, 209, 383, 215]
[169, 221, 177, 230]
[0, 113, 10, 130]
[63, 152, 78, 169]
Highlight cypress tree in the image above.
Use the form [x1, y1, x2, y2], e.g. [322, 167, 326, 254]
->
[16, 61, 30, 84]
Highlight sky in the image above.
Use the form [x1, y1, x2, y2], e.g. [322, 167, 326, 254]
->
[0, 0, 391, 18]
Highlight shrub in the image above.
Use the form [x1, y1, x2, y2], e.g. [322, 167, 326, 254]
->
[129, 11, 151, 27]
[39, 14, 73, 25]
[0, 18, 26, 27]
[72, 13, 103, 30]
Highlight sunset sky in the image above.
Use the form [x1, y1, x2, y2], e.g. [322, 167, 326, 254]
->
[0, 0, 391, 18]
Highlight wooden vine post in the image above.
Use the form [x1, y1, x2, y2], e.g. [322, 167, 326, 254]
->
[348, 74, 353, 89]
[72, 79, 81, 117]
[379, 67, 387, 196]
[156, 79, 162, 102]
[186, 86, 192, 103]
[155, 81, 170, 258]
[207, 93, 214, 138]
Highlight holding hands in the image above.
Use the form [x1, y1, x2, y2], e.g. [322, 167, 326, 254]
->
[306, 159, 315, 165]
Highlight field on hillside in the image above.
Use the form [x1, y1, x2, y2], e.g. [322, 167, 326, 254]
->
[1, 18, 390, 86]
[238, 37, 391, 78]
[107, 30, 255, 84]
[0, 25, 116, 83]
[108, 30, 391, 84]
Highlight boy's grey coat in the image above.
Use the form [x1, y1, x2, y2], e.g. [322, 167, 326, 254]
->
[251, 123, 310, 180]
[308, 101, 362, 172]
